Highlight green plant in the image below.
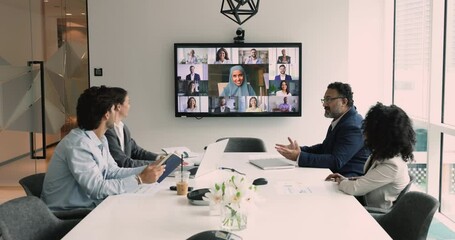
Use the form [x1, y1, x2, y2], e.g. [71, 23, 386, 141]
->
[268, 84, 277, 95]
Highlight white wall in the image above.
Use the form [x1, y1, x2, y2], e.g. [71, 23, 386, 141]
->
[87, 0, 390, 152]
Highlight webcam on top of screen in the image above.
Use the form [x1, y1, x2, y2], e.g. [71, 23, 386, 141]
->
[234, 27, 245, 44]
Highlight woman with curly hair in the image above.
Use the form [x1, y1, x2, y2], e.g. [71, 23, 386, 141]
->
[214, 47, 232, 64]
[325, 102, 415, 210]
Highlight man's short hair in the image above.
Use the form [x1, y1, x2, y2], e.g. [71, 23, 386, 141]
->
[76, 86, 115, 130]
[327, 82, 354, 107]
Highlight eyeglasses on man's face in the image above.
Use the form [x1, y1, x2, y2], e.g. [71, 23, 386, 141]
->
[320, 96, 345, 104]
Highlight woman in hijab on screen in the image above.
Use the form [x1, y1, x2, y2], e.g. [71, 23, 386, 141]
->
[221, 65, 256, 97]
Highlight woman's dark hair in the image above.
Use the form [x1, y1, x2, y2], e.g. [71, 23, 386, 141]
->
[110, 87, 128, 106]
[362, 102, 416, 162]
[327, 82, 354, 107]
[216, 48, 230, 61]
[280, 80, 290, 94]
[249, 97, 258, 107]
[186, 81, 196, 96]
[76, 86, 115, 130]
[187, 97, 197, 109]
[186, 81, 198, 96]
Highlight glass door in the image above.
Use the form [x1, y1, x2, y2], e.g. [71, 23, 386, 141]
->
[0, 0, 88, 186]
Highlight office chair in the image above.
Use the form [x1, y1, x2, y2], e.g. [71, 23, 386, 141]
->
[374, 191, 439, 240]
[365, 173, 416, 215]
[216, 137, 267, 152]
[19, 172, 46, 197]
[19, 173, 92, 220]
[0, 196, 80, 240]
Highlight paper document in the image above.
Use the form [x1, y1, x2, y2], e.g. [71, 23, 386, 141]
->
[276, 181, 314, 195]
[133, 183, 162, 195]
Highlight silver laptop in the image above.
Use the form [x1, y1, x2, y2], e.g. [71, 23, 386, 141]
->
[249, 158, 295, 170]
[183, 139, 229, 178]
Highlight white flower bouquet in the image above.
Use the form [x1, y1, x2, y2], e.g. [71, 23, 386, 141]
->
[204, 175, 257, 231]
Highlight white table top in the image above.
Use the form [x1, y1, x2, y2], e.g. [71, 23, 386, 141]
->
[63, 153, 391, 240]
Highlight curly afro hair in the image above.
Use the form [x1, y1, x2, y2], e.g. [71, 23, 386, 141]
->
[362, 102, 416, 162]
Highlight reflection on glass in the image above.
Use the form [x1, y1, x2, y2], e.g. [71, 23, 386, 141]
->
[409, 127, 429, 192]
[444, 0, 455, 126]
[441, 134, 455, 222]
[393, 0, 432, 119]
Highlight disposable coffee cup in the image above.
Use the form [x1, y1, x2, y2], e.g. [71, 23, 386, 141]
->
[174, 170, 190, 195]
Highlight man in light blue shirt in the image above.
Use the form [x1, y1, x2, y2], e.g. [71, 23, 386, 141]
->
[42, 86, 165, 210]
[244, 48, 263, 64]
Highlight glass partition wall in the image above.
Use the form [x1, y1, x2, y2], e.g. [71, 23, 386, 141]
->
[0, 0, 88, 186]
[442, 0, 455, 223]
[394, 0, 455, 223]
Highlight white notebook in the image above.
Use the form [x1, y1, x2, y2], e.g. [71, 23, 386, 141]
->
[249, 158, 295, 170]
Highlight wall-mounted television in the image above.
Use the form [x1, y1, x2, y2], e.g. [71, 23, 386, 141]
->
[174, 43, 302, 117]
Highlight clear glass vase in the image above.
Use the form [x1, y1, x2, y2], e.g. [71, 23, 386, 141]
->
[220, 204, 248, 231]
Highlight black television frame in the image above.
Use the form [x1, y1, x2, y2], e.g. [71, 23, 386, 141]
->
[174, 42, 302, 118]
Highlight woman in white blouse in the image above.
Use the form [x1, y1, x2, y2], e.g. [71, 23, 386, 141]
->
[214, 47, 232, 64]
[325, 103, 415, 210]
[184, 97, 199, 112]
[246, 97, 262, 112]
[275, 80, 292, 96]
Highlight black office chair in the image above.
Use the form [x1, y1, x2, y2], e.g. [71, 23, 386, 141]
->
[365, 173, 416, 215]
[18, 173, 92, 220]
[374, 191, 439, 240]
[0, 196, 80, 240]
[19, 172, 46, 197]
[216, 137, 267, 152]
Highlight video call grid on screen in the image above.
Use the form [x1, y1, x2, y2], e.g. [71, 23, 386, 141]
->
[174, 43, 302, 117]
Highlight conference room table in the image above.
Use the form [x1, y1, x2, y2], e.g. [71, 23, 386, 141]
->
[63, 153, 391, 239]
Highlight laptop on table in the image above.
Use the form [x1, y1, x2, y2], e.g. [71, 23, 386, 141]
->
[176, 139, 229, 178]
[249, 157, 295, 170]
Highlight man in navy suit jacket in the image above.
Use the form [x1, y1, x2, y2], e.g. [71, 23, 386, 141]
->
[185, 65, 200, 81]
[275, 82, 370, 177]
[274, 64, 292, 84]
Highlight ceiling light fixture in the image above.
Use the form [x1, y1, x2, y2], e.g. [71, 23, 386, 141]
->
[220, 0, 260, 25]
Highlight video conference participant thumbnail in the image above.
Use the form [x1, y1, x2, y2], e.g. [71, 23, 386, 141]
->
[268, 96, 298, 112]
[211, 96, 233, 113]
[274, 64, 292, 81]
[176, 64, 209, 96]
[177, 48, 208, 64]
[277, 48, 291, 64]
[243, 48, 267, 64]
[220, 65, 256, 97]
[177, 96, 209, 113]
[207, 64, 268, 97]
